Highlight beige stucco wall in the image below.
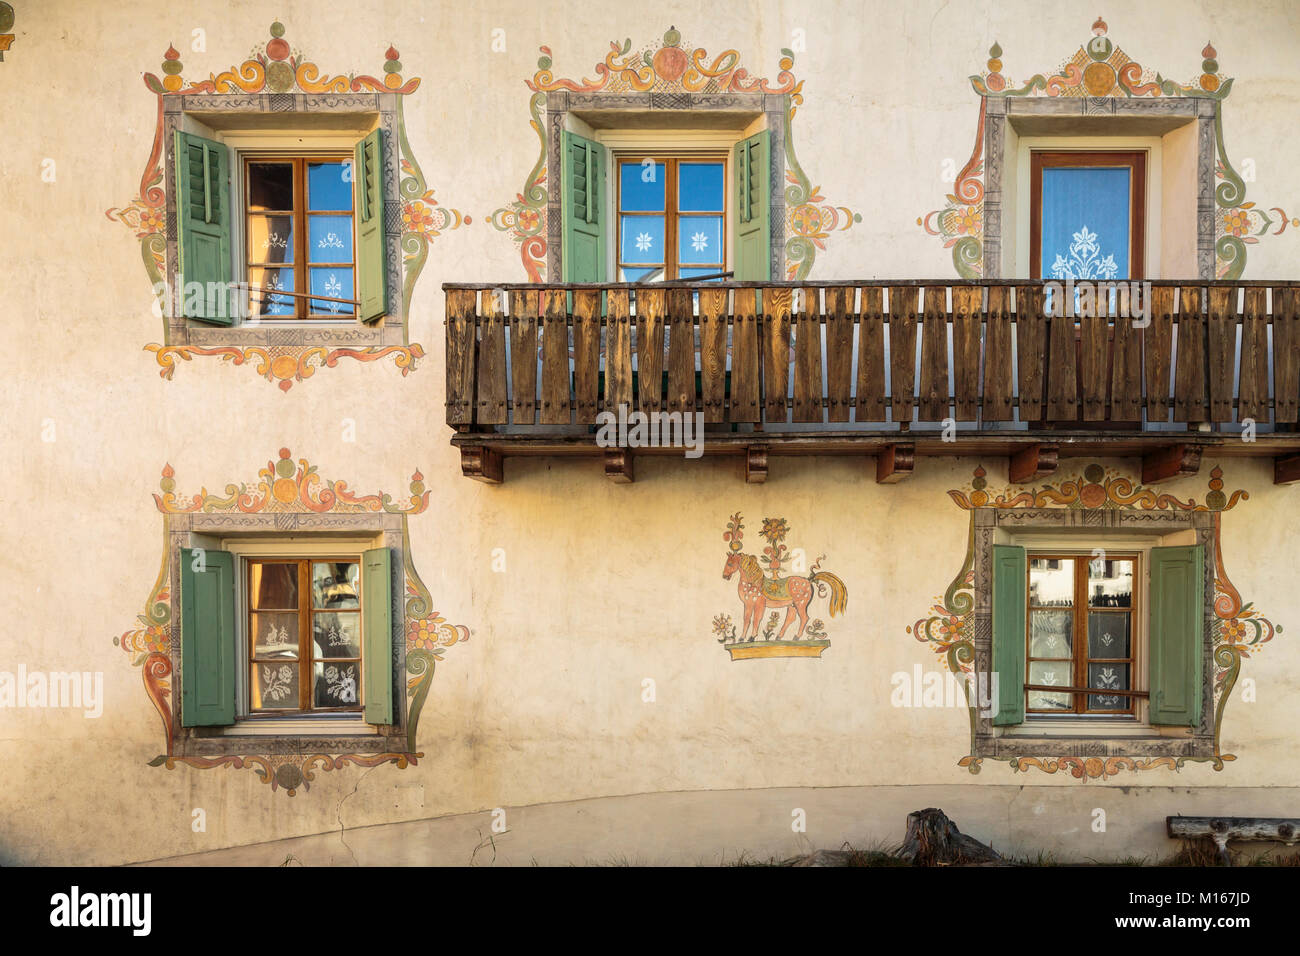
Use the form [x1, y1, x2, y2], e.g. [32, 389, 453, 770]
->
[2, 0, 1299, 865]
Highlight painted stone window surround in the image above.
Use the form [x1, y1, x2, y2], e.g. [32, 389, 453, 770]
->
[172, 513, 406, 758]
[163, 93, 405, 348]
[549, 93, 787, 281]
[972, 506, 1216, 761]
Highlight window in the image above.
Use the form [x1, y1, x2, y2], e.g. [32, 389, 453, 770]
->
[245, 158, 356, 320]
[247, 558, 363, 713]
[1030, 151, 1147, 280]
[173, 126, 387, 326]
[179, 544, 393, 731]
[1025, 552, 1137, 715]
[616, 157, 726, 281]
[559, 127, 772, 282]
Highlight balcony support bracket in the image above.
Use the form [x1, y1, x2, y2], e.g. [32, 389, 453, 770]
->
[1274, 454, 1300, 485]
[1141, 443, 1203, 484]
[745, 445, 768, 483]
[604, 449, 635, 483]
[461, 446, 503, 484]
[876, 443, 916, 484]
[1009, 443, 1059, 484]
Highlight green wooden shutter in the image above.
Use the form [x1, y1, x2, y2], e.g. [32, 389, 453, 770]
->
[355, 128, 388, 323]
[991, 544, 1026, 726]
[174, 131, 233, 325]
[1149, 545, 1205, 727]
[561, 130, 606, 283]
[362, 546, 394, 725]
[180, 547, 236, 726]
[733, 130, 771, 281]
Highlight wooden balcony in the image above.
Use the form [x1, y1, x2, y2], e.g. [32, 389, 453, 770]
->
[444, 280, 1300, 484]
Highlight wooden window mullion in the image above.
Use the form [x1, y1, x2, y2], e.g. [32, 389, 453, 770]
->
[297, 559, 310, 710]
[293, 159, 308, 319]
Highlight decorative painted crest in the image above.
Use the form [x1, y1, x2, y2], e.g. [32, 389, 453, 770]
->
[909, 463, 1280, 781]
[104, 22, 470, 391]
[0, 3, 14, 61]
[920, 17, 1297, 279]
[116, 448, 469, 795]
[715, 513, 848, 660]
[490, 28, 860, 281]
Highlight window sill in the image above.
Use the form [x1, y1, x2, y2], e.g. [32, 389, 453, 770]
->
[1001, 718, 1165, 739]
[225, 715, 376, 736]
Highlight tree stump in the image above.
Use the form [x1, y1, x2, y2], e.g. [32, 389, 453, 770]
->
[898, 808, 1003, 866]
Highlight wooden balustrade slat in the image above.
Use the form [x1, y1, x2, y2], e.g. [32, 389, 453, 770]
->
[1238, 287, 1270, 423]
[475, 290, 509, 424]
[983, 286, 1013, 422]
[856, 287, 887, 422]
[1110, 305, 1142, 422]
[952, 285, 981, 421]
[918, 286, 950, 421]
[793, 287, 824, 422]
[1144, 286, 1175, 422]
[730, 288, 761, 422]
[889, 286, 918, 424]
[540, 289, 571, 425]
[698, 288, 729, 423]
[509, 290, 539, 425]
[1206, 286, 1237, 424]
[636, 288, 667, 417]
[1080, 302, 1109, 422]
[1174, 286, 1208, 423]
[606, 289, 634, 414]
[825, 286, 855, 423]
[666, 288, 697, 416]
[1015, 285, 1045, 422]
[1045, 291, 1078, 422]
[763, 287, 793, 423]
[1275, 287, 1300, 424]
[446, 288, 477, 426]
[572, 288, 601, 424]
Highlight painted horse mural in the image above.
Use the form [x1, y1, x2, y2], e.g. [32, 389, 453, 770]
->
[719, 513, 847, 642]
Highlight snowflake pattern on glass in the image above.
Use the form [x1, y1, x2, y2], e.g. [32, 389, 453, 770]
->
[1050, 225, 1119, 280]
[690, 231, 709, 252]
[635, 232, 653, 252]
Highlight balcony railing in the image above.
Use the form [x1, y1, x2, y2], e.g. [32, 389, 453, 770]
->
[444, 280, 1300, 483]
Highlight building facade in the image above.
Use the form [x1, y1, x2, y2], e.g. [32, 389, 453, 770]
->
[3, 0, 1300, 865]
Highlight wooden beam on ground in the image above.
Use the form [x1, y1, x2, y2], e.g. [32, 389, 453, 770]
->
[1008, 443, 1059, 483]
[604, 449, 634, 483]
[745, 445, 768, 483]
[875, 443, 915, 484]
[1274, 454, 1300, 485]
[1142, 444, 1202, 484]
[460, 446, 502, 484]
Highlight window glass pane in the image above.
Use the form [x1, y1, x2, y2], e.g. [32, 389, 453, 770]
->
[249, 266, 295, 316]
[1028, 662, 1072, 711]
[308, 215, 353, 263]
[252, 662, 299, 710]
[1030, 609, 1072, 657]
[1029, 557, 1074, 606]
[312, 561, 360, 609]
[1088, 612, 1130, 658]
[620, 216, 665, 264]
[314, 662, 361, 707]
[249, 562, 298, 609]
[247, 214, 294, 265]
[678, 215, 723, 265]
[619, 266, 662, 282]
[307, 160, 353, 211]
[679, 267, 725, 280]
[620, 162, 665, 211]
[1041, 166, 1131, 280]
[1088, 663, 1130, 710]
[248, 162, 294, 211]
[309, 267, 355, 316]
[1089, 558, 1133, 607]
[313, 612, 361, 659]
[251, 612, 299, 659]
[678, 162, 724, 211]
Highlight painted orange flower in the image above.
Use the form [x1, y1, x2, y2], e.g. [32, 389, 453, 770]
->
[792, 204, 823, 236]
[403, 201, 437, 235]
[1221, 618, 1248, 644]
[408, 615, 445, 651]
[1223, 208, 1251, 237]
[954, 205, 981, 236]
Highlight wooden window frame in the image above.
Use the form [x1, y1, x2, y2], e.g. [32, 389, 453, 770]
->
[615, 153, 727, 281]
[1024, 550, 1140, 717]
[1029, 150, 1147, 280]
[247, 556, 363, 716]
[243, 154, 357, 321]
